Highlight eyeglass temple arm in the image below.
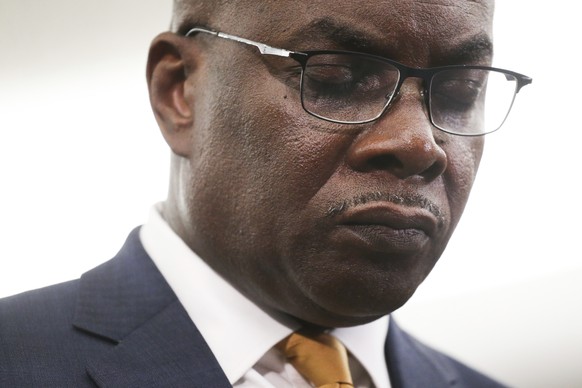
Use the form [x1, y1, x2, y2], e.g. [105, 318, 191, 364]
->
[185, 27, 294, 58]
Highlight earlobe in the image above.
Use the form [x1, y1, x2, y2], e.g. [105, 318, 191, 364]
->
[147, 32, 195, 157]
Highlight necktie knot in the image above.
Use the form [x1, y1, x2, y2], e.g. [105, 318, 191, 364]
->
[276, 330, 354, 388]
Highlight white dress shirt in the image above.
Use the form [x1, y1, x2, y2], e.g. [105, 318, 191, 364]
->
[140, 203, 391, 388]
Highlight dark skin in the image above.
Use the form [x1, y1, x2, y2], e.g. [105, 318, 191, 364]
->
[147, 0, 493, 328]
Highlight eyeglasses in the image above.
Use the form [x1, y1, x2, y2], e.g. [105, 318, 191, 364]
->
[185, 27, 532, 136]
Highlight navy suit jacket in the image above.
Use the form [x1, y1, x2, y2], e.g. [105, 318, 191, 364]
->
[0, 228, 506, 387]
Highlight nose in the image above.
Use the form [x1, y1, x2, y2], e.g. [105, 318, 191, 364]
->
[346, 83, 447, 181]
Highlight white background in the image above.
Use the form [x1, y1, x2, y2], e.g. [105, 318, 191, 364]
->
[1, 1, 580, 387]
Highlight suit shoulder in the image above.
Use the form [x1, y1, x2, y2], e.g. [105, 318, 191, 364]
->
[0, 279, 80, 326]
[0, 280, 99, 386]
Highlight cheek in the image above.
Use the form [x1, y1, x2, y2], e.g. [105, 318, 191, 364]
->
[200, 49, 354, 207]
[221, 81, 345, 206]
[443, 137, 484, 225]
[190, 72, 346, 251]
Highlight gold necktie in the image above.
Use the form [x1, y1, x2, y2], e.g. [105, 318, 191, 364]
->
[276, 330, 354, 388]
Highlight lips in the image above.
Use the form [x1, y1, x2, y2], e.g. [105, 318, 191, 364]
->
[332, 201, 441, 255]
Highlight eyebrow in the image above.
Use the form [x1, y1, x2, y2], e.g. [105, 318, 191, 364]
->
[286, 17, 380, 51]
[443, 33, 493, 65]
[286, 17, 493, 66]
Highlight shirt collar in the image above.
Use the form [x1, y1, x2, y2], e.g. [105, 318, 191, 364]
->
[334, 316, 391, 388]
[140, 203, 390, 387]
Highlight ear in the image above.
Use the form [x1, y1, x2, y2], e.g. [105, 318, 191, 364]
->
[146, 32, 197, 157]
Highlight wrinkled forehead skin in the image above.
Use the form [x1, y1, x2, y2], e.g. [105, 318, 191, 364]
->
[173, 0, 494, 65]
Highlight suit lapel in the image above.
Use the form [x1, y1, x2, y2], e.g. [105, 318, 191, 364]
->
[386, 319, 458, 388]
[86, 300, 230, 387]
[73, 228, 230, 387]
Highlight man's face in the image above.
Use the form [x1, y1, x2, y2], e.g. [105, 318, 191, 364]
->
[174, 0, 492, 327]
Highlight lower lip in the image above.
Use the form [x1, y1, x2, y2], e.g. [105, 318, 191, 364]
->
[337, 224, 430, 254]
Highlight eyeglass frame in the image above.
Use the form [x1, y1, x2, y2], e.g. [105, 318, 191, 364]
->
[184, 26, 532, 136]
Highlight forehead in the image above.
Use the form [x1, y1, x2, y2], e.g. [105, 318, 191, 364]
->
[218, 0, 494, 65]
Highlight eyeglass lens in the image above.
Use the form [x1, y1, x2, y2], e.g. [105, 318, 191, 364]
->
[300, 53, 519, 135]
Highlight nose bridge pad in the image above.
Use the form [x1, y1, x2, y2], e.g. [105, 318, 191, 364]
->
[385, 74, 426, 101]
[402, 78, 427, 100]
[384, 79, 430, 122]
[420, 86, 431, 112]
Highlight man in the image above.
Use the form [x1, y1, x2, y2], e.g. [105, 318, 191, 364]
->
[0, 0, 531, 387]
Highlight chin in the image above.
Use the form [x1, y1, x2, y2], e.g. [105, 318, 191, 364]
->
[297, 282, 419, 328]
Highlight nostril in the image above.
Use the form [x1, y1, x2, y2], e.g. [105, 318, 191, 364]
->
[366, 154, 403, 172]
[365, 152, 445, 181]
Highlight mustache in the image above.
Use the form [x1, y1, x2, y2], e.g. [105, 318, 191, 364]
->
[326, 191, 445, 223]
